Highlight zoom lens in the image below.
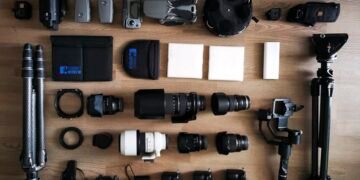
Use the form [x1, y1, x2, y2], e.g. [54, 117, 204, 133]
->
[211, 93, 250, 116]
[177, 132, 208, 153]
[135, 89, 206, 123]
[216, 132, 248, 155]
[87, 94, 124, 117]
[119, 130, 168, 161]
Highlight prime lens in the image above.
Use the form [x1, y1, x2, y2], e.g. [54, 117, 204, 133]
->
[193, 171, 213, 180]
[87, 94, 124, 117]
[211, 93, 250, 116]
[177, 132, 208, 153]
[216, 132, 248, 155]
[225, 169, 246, 180]
[162, 172, 181, 180]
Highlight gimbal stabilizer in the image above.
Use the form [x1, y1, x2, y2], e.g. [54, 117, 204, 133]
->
[310, 33, 348, 180]
[257, 99, 304, 180]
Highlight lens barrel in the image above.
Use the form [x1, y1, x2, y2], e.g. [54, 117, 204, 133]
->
[193, 171, 213, 180]
[211, 93, 250, 116]
[177, 132, 208, 153]
[225, 169, 246, 180]
[162, 172, 181, 180]
[87, 94, 124, 117]
[135, 89, 206, 123]
[119, 130, 167, 161]
[216, 132, 248, 155]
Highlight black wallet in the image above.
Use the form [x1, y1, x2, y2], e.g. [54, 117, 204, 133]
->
[51, 36, 113, 81]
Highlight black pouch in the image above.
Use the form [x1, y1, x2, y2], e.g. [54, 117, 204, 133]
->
[287, 2, 340, 26]
[122, 40, 160, 80]
[51, 36, 113, 81]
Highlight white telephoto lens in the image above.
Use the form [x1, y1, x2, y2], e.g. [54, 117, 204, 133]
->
[154, 132, 167, 157]
[120, 130, 168, 160]
[120, 130, 138, 156]
[145, 132, 155, 153]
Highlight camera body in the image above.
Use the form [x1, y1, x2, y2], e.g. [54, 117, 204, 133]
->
[39, 0, 67, 30]
[123, 0, 142, 29]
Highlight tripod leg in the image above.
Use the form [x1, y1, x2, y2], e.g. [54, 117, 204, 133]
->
[319, 79, 334, 180]
[35, 45, 46, 169]
[311, 79, 320, 178]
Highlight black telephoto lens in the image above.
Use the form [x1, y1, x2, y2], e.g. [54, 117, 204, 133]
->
[225, 169, 246, 180]
[162, 172, 181, 180]
[87, 94, 124, 117]
[135, 89, 206, 123]
[193, 171, 213, 180]
[177, 132, 208, 153]
[216, 132, 248, 155]
[211, 93, 250, 116]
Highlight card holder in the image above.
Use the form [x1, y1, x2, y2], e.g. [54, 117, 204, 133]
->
[51, 36, 113, 81]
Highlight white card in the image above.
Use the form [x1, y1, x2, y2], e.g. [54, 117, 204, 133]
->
[167, 43, 204, 79]
[208, 46, 245, 81]
[263, 42, 280, 80]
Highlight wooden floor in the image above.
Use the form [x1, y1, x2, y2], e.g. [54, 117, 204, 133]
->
[1, 0, 360, 179]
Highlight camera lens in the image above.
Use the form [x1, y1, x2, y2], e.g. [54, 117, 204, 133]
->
[193, 171, 213, 180]
[225, 169, 246, 180]
[177, 132, 208, 153]
[216, 132, 248, 155]
[119, 130, 168, 161]
[162, 172, 181, 180]
[87, 94, 124, 117]
[135, 89, 206, 123]
[211, 93, 250, 116]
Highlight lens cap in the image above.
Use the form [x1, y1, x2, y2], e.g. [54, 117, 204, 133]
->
[93, 133, 113, 149]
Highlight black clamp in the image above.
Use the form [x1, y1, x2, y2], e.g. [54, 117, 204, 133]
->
[59, 127, 84, 150]
[266, 8, 282, 21]
[55, 89, 84, 119]
[13, 1, 32, 20]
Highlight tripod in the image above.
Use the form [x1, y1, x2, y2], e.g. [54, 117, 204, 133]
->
[21, 44, 47, 180]
[310, 34, 348, 180]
